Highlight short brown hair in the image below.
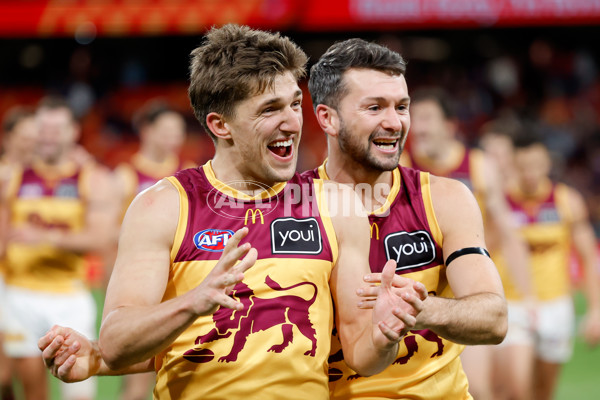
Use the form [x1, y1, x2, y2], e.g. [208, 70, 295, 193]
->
[188, 24, 307, 142]
[309, 38, 407, 111]
[37, 96, 77, 122]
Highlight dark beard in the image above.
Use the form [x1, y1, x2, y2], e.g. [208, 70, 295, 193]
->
[338, 120, 402, 172]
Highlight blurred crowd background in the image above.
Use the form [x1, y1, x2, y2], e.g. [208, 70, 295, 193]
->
[1, 0, 599, 232]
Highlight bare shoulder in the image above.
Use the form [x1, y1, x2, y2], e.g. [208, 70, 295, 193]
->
[562, 184, 589, 221]
[429, 174, 478, 207]
[429, 175, 484, 238]
[126, 179, 180, 220]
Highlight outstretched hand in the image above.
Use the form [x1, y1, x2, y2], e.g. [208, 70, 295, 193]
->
[190, 227, 258, 316]
[38, 325, 101, 383]
[357, 270, 428, 310]
[370, 260, 426, 346]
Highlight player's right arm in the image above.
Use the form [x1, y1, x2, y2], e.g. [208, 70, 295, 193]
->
[39, 325, 154, 383]
[98, 179, 257, 370]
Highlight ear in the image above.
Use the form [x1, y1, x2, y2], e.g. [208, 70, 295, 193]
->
[315, 104, 340, 137]
[206, 112, 232, 140]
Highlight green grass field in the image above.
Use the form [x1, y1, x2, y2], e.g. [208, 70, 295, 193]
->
[43, 290, 599, 400]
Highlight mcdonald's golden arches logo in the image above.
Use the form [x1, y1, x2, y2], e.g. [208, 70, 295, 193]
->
[370, 222, 379, 240]
[244, 208, 264, 225]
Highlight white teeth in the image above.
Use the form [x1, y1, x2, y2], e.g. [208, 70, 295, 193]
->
[373, 140, 398, 150]
[270, 139, 293, 147]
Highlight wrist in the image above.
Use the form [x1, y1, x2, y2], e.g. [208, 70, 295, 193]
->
[44, 230, 63, 247]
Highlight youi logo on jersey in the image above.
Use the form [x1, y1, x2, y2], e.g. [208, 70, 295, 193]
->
[384, 230, 436, 271]
[271, 217, 322, 255]
[194, 229, 234, 252]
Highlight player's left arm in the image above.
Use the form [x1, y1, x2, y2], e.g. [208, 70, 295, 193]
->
[415, 176, 507, 344]
[567, 186, 600, 346]
[326, 182, 424, 376]
[483, 157, 534, 301]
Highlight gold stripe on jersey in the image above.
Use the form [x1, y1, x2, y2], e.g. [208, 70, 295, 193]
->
[202, 161, 287, 200]
[421, 172, 443, 247]
[312, 178, 338, 266]
[77, 162, 94, 201]
[372, 168, 401, 216]
[166, 176, 189, 261]
[115, 163, 139, 207]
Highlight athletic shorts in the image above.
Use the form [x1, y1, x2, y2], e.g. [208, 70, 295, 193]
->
[0, 276, 5, 331]
[3, 285, 97, 357]
[501, 296, 574, 363]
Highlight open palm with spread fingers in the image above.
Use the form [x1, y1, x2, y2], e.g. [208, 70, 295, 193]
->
[190, 227, 258, 317]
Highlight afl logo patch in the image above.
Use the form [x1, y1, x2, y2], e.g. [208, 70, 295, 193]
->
[194, 229, 234, 252]
[384, 230, 436, 271]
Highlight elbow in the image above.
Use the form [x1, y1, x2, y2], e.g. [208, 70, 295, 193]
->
[98, 339, 124, 371]
[487, 300, 508, 345]
[98, 330, 129, 371]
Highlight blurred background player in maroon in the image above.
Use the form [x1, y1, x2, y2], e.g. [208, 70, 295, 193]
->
[0, 106, 37, 400]
[490, 128, 600, 400]
[402, 88, 533, 399]
[111, 100, 192, 400]
[0, 96, 113, 400]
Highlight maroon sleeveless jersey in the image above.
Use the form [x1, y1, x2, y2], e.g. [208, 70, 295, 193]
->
[304, 163, 470, 399]
[153, 162, 337, 400]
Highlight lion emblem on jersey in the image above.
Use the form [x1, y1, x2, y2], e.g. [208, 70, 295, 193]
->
[185, 276, 318, 363]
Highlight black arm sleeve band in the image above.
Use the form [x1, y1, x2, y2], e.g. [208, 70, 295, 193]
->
[444, 247, 490, 267]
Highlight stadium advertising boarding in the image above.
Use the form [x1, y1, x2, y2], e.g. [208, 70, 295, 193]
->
[1, 0, 600, 37]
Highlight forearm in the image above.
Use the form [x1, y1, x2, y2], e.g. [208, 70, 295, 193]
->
[46, 229, 110, 253]
[97, 356, 155, 376]
[582, 259, 600, 314]
[341, 324, 399, 377]
[85, 340, 154, 376]
[415, 293, 507, 345]
[499, 234, 534, 299]
[99, 293, 198, 370]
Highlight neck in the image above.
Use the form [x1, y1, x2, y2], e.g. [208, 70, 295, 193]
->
[139, 144, 169, 163]
[325, 151, 394, 212]
[415, 138, 460, 167]
[211, 151, 279, 195]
